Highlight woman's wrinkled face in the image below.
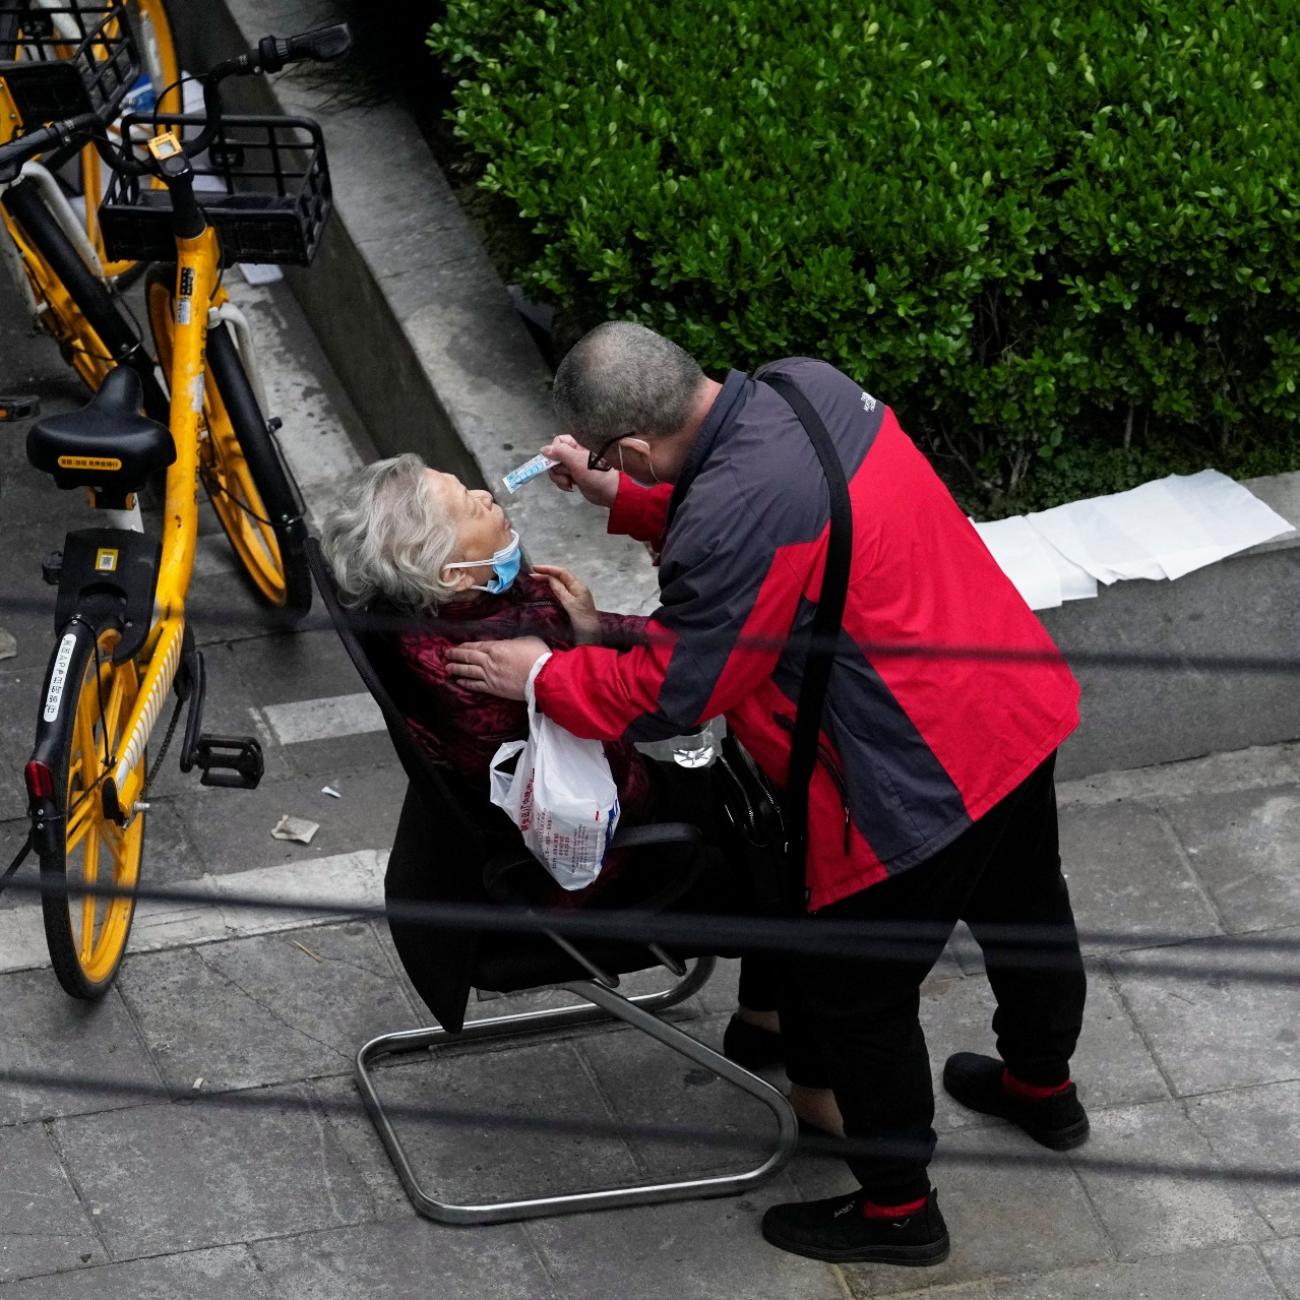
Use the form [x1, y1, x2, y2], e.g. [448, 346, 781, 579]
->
[425, 470, 513, 579]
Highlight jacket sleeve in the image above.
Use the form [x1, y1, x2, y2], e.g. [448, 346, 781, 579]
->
[607, 477, 673, 545]
[596, 610, 649, 651]
[535, 472, 816, 743]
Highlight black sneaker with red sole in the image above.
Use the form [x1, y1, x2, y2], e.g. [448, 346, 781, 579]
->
[943, 1052, 1090, 1150]
[761, 1189, 950, 1265]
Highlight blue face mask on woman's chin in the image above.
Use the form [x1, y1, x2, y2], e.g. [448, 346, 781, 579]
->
[445, 530, 522, 595]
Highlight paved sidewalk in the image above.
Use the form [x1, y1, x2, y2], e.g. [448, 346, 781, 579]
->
[2, 739, 1299, 1298]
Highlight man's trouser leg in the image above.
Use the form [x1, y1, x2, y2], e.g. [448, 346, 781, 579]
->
[960, 755, 1086, 1087]
[781, 753, 1079, 1201]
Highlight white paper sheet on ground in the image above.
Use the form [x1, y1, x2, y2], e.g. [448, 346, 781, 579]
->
[973, 517, 1099, 610]
[1042, 538, 1100, 602]
[1129, 469, 1294, 579]
[974, 516, 1062, 609]
[1027, 470, 1294, 585]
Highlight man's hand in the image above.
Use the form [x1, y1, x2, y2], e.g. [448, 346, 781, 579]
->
[542, 433, 619, 509]
[533, 564, 601, 645]
[446, 636, 550, 700]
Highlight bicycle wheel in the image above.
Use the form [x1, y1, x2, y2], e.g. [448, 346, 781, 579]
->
[0, 0, 179, 275]
[145, 265, 312, 616]
[38, 626, 146, 1000]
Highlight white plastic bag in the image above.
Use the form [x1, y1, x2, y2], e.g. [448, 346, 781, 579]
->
[488, 655, 620, 891]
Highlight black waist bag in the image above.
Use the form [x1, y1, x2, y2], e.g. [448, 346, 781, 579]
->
[712, 733, 791, 917]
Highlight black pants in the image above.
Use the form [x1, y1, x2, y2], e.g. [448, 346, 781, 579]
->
[762, 753, 1086, 1202]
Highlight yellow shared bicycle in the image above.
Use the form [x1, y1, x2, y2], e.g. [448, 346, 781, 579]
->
[3, 18, 350, 997]
[0, 0, 178, 394]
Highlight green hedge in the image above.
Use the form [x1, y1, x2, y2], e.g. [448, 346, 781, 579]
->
[430, 2, 1300, 512]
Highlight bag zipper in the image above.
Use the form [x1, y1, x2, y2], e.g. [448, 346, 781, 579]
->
[775, 713, 852, 853]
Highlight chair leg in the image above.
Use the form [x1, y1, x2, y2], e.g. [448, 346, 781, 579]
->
[354, 957, 798, 1226]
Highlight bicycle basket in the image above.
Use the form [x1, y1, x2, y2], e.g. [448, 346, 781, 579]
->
[0, 0, 139, 123]
[98, 114, 332, 267]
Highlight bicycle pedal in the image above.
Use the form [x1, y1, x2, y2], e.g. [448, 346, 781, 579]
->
[193, 734, 264, 789]
[0, 395, 39, 422]
[41, 550, 63, 586]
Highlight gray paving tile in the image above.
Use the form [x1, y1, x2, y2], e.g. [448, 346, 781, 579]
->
[1057, 743, 1300, 810]
[1111, 928, 1300, 1094]
[0, 969, 162, 1125]
[116, 923, 420, 1093]
[982, 1243, 1283, 1299]
[1262, 1238, 1300, 1300]
[838, 1127, 1111, 1295]
[696, 954, 742, 1014]
[172, 763, 405, 876]
[0, 818, 33, 915]
[0, 1122, 105, 1284]
[51, 1084, 372, 1259]
[1057, 802, 1222, 952]
[227, 628, 397, 776]
[525, 1171, 841, 1300]
[359, 1037, 643, 1204]
[251, 1217, 557, 1299]
[1187, 1081, 1300, 1235]
[1068, 1100, 1271, 1261]
[305, 1073, 416, 1223]
[921, 969, 1168, 1135]
[0, 671, 40, 823]
[0, 506, 75, 678]
[0, 1244, 270, 1299]
[134, 801, 204, 887]
[1164, 785, 1300, 933]
[576, 1012, 785, 1179]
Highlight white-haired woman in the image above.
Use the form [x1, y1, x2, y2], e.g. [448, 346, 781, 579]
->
[321, 452, 654, 827]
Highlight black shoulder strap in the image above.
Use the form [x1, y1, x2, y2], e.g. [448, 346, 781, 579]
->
[760, 375, 854, 900]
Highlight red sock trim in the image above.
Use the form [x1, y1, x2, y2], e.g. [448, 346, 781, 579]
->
[1002, 1067, 1070, 1100]
[862, 1194, 929, 1220]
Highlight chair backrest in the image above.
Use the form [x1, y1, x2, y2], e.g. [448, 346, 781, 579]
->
[304, 537, 486, 843]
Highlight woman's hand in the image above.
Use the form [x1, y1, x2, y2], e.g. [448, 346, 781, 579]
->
[533, 564, 601, 644]
[542, 433, 620, 509]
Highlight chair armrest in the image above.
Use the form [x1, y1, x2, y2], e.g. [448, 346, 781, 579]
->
[607, 821, 702, 851]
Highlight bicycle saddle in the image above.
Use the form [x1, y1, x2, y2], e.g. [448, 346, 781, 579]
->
[27, 367, 175, 499]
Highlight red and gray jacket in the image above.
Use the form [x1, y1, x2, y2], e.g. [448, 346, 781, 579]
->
[535, 358, 1080, 911]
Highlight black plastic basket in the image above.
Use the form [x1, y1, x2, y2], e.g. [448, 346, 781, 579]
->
[99, 114, 332, 267]
[0, 0, 138, 123]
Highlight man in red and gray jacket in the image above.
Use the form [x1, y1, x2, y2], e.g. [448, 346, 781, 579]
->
[449, 322, 1088, 1267]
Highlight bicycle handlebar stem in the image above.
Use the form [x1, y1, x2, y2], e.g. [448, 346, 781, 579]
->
[0, 113, 102, 184]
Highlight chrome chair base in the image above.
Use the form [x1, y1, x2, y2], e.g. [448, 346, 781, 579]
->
[354, 957, 799, 1225]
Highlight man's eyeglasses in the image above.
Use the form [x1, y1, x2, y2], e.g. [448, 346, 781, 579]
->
[587, 436, 624, 473]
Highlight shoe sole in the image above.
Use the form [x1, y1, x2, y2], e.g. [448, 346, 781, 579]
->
[760, 1223, 951, 1266]
[942, 1068, 1091, 1151]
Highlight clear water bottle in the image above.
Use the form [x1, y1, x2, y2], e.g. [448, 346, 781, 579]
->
[672, 723, 717, 768]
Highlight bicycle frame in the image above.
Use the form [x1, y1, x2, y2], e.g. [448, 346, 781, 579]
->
[105, 221, 215, 810]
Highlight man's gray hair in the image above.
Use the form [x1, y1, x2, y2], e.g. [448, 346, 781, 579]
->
[552, 320, 704, 448]
[320, 453, 462, 610]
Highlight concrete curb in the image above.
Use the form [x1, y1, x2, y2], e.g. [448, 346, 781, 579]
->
[179, 5, 1300, 779]
[176, 0, 659, 616]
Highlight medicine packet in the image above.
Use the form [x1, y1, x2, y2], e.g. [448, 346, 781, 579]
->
[502, 453, 560, 493]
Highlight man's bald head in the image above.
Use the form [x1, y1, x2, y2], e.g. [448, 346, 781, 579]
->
[552, 321, 705, 449]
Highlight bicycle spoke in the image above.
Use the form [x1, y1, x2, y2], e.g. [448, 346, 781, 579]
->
[102, 661, 131, 740]
[66, 796, 98, 853]
[78, 831, 100, 962]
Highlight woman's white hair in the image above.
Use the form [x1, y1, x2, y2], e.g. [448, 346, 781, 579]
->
[320, 453, 463, 609]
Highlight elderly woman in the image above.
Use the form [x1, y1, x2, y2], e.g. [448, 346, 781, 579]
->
[321, 453, 653, 830]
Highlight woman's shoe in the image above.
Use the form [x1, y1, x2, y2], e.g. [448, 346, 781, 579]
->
[722, 1014, 784, 1069]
